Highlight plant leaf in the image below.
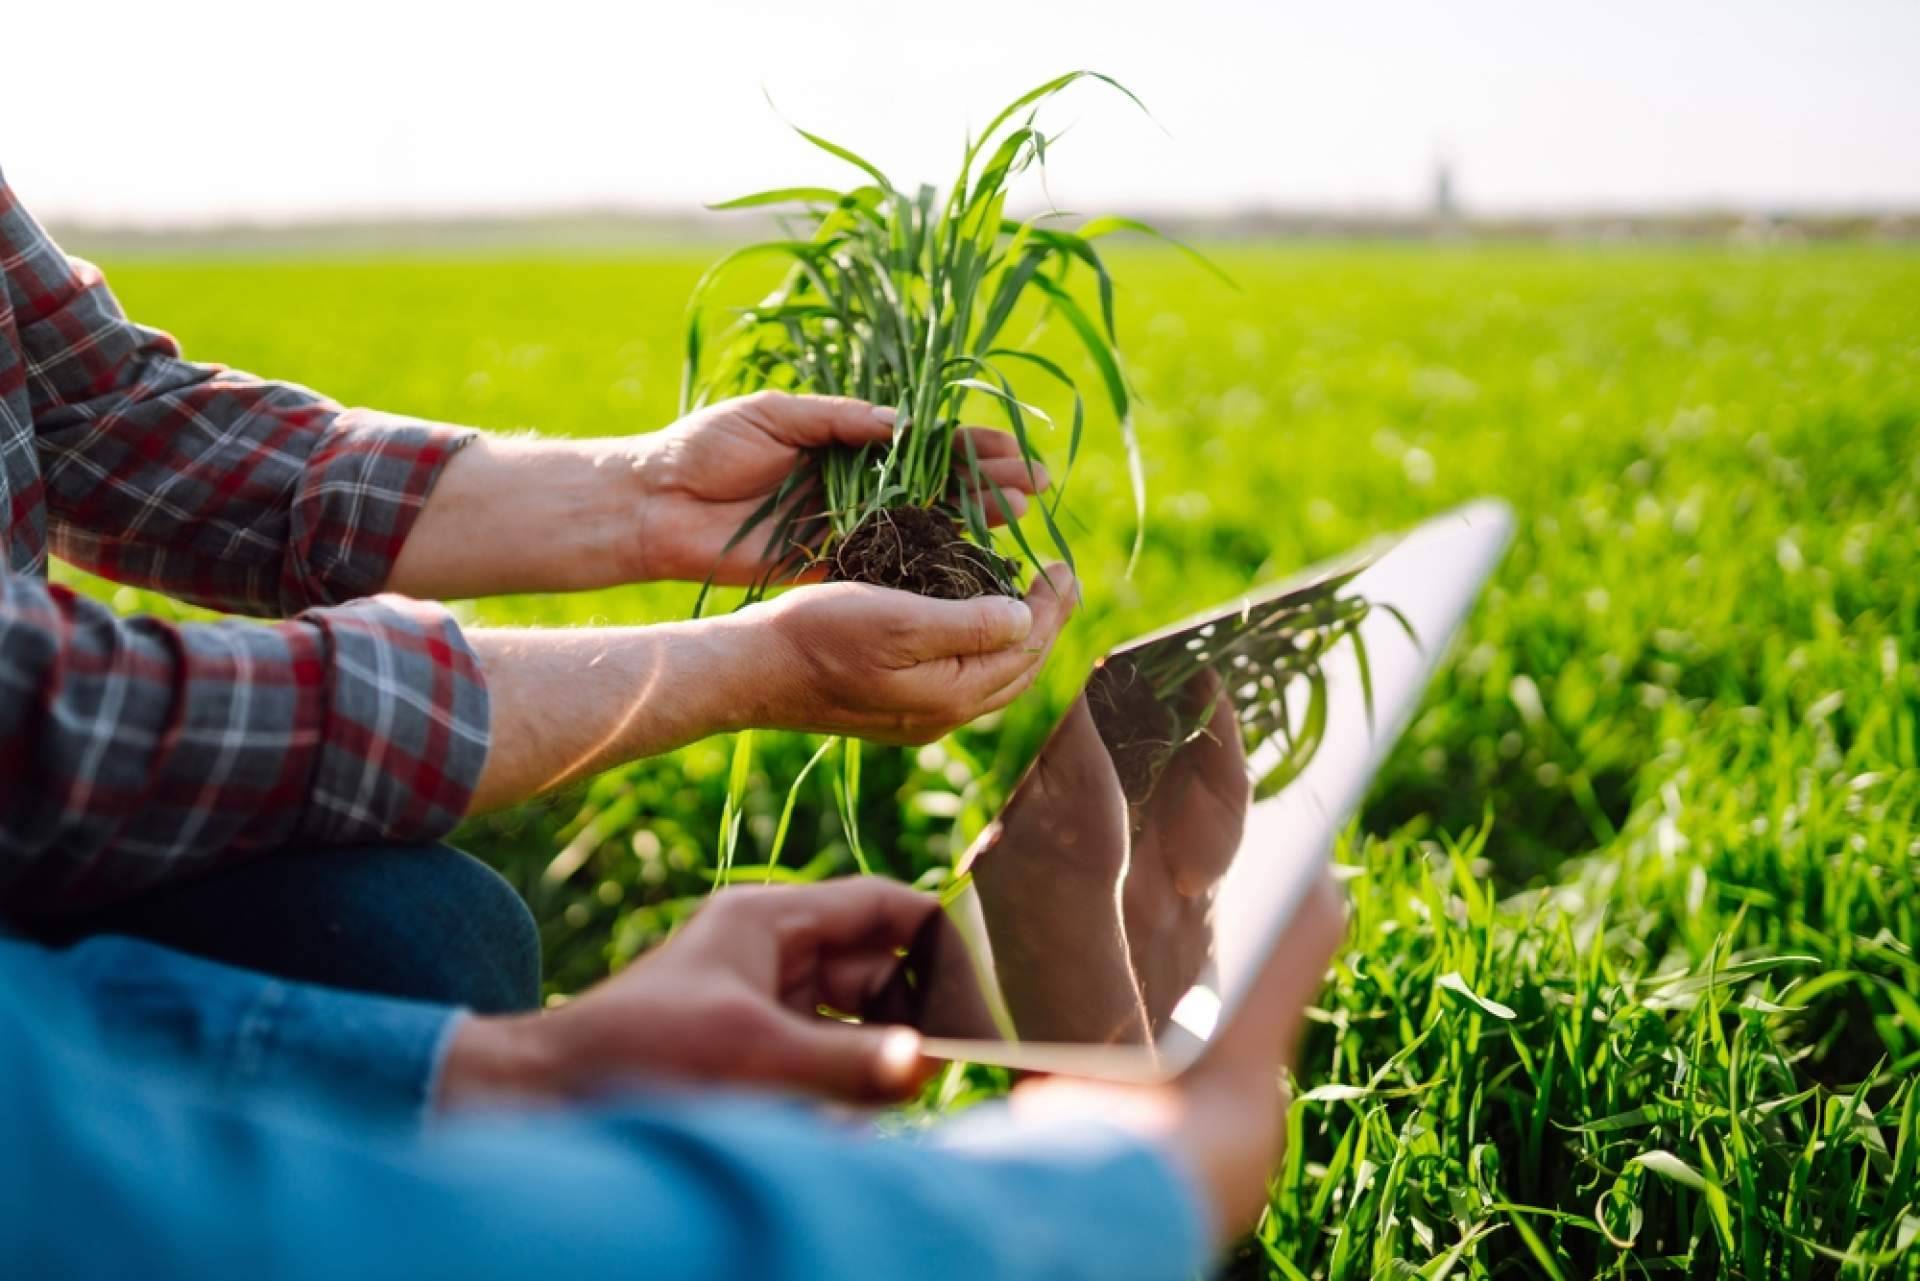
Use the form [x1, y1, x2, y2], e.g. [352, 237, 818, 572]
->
[1437, 971, 1518, 1021]
[708, 186, 857, 211]
[1077, 214, 1240, 289]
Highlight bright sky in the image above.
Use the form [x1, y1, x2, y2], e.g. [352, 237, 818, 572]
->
[5, 0, 1917, 225]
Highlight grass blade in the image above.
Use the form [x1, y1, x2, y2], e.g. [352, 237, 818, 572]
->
[765, 737, 836, 882]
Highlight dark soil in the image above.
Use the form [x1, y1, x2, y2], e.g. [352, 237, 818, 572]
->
[827, 505, 1020, 600]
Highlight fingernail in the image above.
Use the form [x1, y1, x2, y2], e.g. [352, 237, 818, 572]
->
[870, 405, 898, 426]
[876, 1027, 923, 1092]
[1001, 599, 1034, 641]
[1044, 564, 1081, 605]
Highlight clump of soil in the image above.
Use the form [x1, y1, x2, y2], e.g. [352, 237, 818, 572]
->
[827, 504, 1020, 600]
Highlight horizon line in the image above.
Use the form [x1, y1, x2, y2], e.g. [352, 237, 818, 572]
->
[47, 199, 1920, 242]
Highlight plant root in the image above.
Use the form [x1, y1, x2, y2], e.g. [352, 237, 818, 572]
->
[827, 505, 1021, 600]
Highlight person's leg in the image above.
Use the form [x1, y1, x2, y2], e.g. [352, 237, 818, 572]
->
[39, 844, 541, 1014]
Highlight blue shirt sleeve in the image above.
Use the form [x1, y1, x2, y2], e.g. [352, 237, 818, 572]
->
[0, 936, 1209, 1281]
[24, 933, 457, 1125]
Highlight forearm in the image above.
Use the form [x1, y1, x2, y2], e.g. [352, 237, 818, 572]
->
[385, 433, 656, 599]
[463, 617, 767, 814]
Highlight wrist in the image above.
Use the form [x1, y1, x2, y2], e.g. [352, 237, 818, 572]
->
[393, 433, 664, 598]
[435, 1012, 558, 1110]
[694, 610, 793, 734]
[611, 432, 672, 584]
[564, 434, 662, 586]
[592, 617, 784, 763]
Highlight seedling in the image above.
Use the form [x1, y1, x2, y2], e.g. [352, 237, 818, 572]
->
[682, 70, 1226, 605]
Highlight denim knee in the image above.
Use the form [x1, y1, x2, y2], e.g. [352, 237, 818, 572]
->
[35, 842, 543, 1015]
[399, 845, 543, 1014]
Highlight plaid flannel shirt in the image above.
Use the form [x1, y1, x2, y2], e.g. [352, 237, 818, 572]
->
[0, 166, 490, 914]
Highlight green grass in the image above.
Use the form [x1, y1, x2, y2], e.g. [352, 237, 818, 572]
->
[79, 242, 1920, 1277]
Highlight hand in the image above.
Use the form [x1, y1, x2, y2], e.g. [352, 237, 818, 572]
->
[732, 563, 1076, 746]
[1010, 875, 1346, 1247]
[462, 567, 1071, 815]
[636, 391, 1050, 585]
[439, 879, 946, 1108]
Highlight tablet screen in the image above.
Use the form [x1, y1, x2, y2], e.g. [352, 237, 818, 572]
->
[893, 500, 1511, 1077]
[965, 558, 1375, 1043]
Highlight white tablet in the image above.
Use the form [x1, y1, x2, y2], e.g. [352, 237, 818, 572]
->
[870, 500, 1514, 1080]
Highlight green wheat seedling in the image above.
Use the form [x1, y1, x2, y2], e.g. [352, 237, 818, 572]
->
[682, 70, 1226, 608]
[690, 71, 1222, 887]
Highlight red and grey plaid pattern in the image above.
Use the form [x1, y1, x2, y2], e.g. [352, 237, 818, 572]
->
[0, 167, 490, 913]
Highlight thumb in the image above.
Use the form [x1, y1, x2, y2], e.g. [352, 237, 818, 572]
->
[759, 1016, 935, 1103]
[759, 393, 899, 449]
[896, 593, 1034, 661]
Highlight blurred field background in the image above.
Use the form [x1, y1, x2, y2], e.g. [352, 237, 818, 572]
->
[65, 243, 1920, 1277]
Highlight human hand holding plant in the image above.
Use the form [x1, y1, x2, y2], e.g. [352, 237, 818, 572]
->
[733, 562, 1076, 746]
[382, 390, 1045, 600]
[438, 878, 945, 1107]
[462, 565, 1073, 813]
[683, 72, 1227, 607]
[632, 391, 1048, 586]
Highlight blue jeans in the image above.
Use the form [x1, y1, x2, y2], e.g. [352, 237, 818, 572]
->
[33, 843, 541, 1014]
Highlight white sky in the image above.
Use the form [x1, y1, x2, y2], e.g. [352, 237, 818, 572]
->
[5, 0, 1917, 225]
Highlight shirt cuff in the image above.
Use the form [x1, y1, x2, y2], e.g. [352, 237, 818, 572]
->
[929, 1104, 1211, 1280]
[242, 966, 463, 1123]
[300, 594, 491, 844]
[287, 409, 477, 608]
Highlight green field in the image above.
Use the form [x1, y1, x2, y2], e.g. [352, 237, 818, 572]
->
[82, 243, 1920, 1277]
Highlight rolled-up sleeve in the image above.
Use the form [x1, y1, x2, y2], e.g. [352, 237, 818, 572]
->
[0, 577, 489, 914]
[1, 169, 471, 616]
